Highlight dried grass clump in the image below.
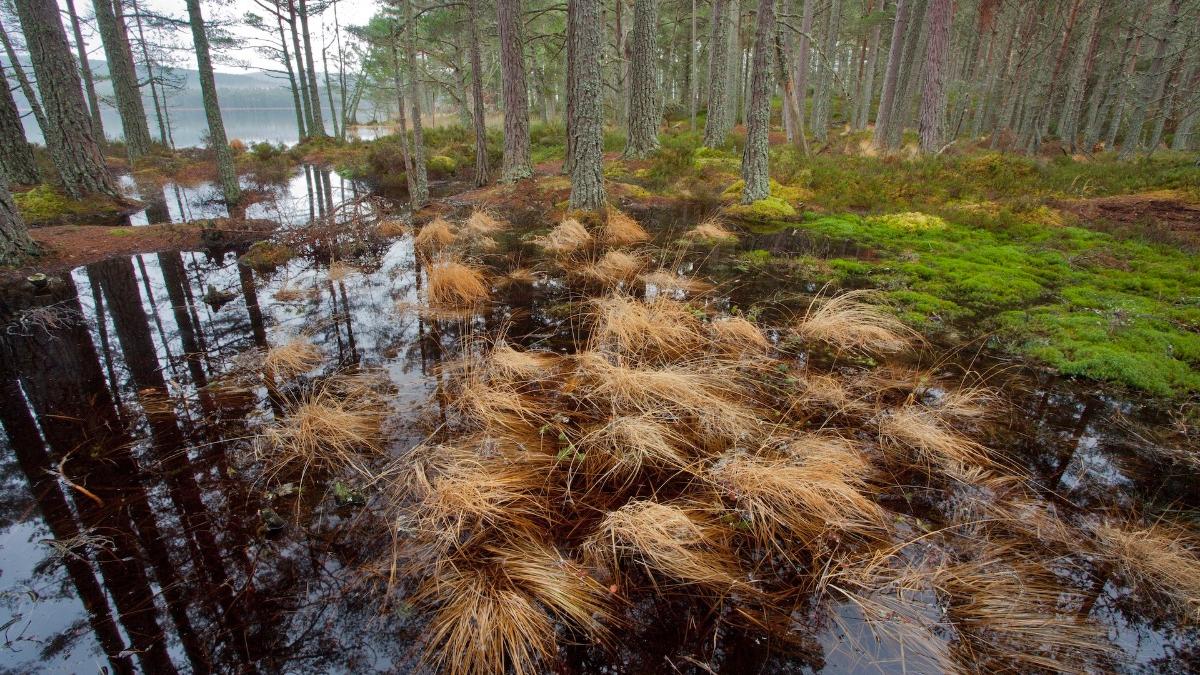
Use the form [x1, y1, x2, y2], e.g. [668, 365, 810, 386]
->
[414, 217, 457, 250]
[601, 209, 650, 245]
[710, 316, 770, 354]
[427, 259, 490, 308]
[263, 338, 322, 378]
[793, 290, 917, 354]
[272, 286, 311, 303]
[684, 217, 738, 242]
[414, 541, 610, 675]
[536, 218, 593, 254]
[485, 342, 561, 382]
[933, 385, 1002, 421]
[453, 379, 549, 435]
[934, 554, 1116, 672]
[639, 270, 713, 295]
[464, 209, 509, 234]
[411, 456, 548, 553]
[574, 250, 645, 286]
[1094, 521, 1200, 621]
[878, 407, 992, 473]
[587, 500, 742, 590]
[578, 413, 695, 482]
[588, 294, 705, 359]
[261, 377, 388, 478]
[327, 262, 356, 281]
[709, 441, 883, 550]
[498, 267, 538, 287]
[573, 353, 760, 444]
[376, 218, 406, 238]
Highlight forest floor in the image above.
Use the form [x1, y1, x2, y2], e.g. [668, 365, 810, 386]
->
[7, 124, 1198, 397]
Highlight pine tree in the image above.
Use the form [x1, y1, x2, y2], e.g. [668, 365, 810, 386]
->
[567, 0, 606, 211]
[740, 0, 774, 203]
[184, 0, 241, 205]
[622, 0, 660, 158]
[93, 0, 153, 159]
[497, 0, 533, 181]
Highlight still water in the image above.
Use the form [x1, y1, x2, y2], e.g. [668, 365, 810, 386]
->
[0, 171, 1198, 672]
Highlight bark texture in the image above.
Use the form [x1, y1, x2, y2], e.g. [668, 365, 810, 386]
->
[1120, 0, 1181, 158]
[567, 0, 607, 211]
[0, 62, 40, 184]
[811, 0, 842, 141]
[298, 0, 326, 136]
[622, 0, 660, 158]
[14, 0, 118, 199]
[0, 175, 34, 265]
[874, 0, 911, 150]
[93, 0, 153, 158]
[740, 0, 774, 203]
[918, 0, 951, 153]
[402, 0, 429, 205]
[65, 0, 103, 141]
[702, 0, 733, 147]
[184, 0, 240, 205]
[497, 0, 533, 181]
[467, 0, 490, 186]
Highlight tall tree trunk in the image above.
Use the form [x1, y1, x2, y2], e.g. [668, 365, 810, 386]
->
[564, 0, 576, 174]
[567, 0, 606, 211]
[402, 0, 429, 204]
[812, 0, 842, 141]
[888, 0, 927, 149]
[467, 0, 490, 186]
[1059, 1, 1102, 150]
[688, 0, 698, 131]
[64, 0, 103, 141]
[298, 0, 325, 136]
[322, 45, 341, 139]
[791, 0, 815, 148]
[1172, 62, 1200, 150]
[93, 0, 152, 159]
[497, 0, 533, 180]
[130, 0, 169, 146]
[702, 0, 733, 146]
[622, 0, 660, 158]
[14, 0, 118, 199]
[1119, 0, 1182, 158]
[277, 12, 307, 139]
[874, 0, 911, 150]
[0, 14, 47, 141]
[389, 41, 419, 209]
[0, 175, 33, 265]
[918, 0, 950, 153]
[774, 27, 806, 153]
[740, 0, 774, 203]
[184, 0, 240, 205]
[288, 0, 314, 136]
[856, 19, 883, 130]
[0, 62, 39, 184]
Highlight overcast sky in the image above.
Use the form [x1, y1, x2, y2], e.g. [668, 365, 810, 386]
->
[71, 0, 380, 74]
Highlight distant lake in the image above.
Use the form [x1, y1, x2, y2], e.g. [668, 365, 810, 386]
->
[18, 105, 385, 149]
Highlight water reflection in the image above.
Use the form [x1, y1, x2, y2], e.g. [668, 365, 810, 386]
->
[0, 201, 1197, 672]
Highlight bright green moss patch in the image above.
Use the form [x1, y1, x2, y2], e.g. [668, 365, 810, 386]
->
[777, 211, 1200, 396]
[726, 196, 797, 221]
[426, 155, 457, 175]
[14, 184, 130, 226]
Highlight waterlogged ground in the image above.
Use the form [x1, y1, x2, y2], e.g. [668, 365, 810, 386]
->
[0, 181, 1198, 673]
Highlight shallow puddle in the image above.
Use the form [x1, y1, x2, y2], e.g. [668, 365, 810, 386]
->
[0, 185, 1197, 673]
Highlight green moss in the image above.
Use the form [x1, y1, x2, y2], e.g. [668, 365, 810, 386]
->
[426, 155, 457, 175]
[238, 241, 295, 272]
[726, 196, 796, 221]
[15, 184, 128, 225]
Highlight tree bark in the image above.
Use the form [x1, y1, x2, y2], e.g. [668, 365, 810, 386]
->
[184, 0, 240, 205]
[497, 0, 533, 180]
[389, 40, 419, 209]
[93, 0, 152, 159]
[64, 0, 104, 141]
[918, 0, 951, 153]
[0, 62, 39, 184]
[14, 0, 118, 199]
[298, 0, 326, 136]
[287, 0, 314, 136]
[702, 0, 733, 146]
[874, 0, 911, 150]
[740, 0, 774, 203]
[688, 0, 697, 131]
[811, 0, 842, 141]
[129, 0, 169, 146]
[888, 0, 927, 148]
[1058, 0, 1103, 149]
[1119, 0, 1181, 158]
[0, 174, 33, 265]
[276, 11, 307, 139]
[856, 19, 883, 129]
[0, 14, 47, 134]
[567, 0, 607, 211]
[402, 0, 429, 204]
[622, 0, 660, 158]
[467, 0, 490, 186]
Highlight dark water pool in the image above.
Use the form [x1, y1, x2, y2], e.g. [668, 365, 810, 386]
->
[0, 187, 1197, 673]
